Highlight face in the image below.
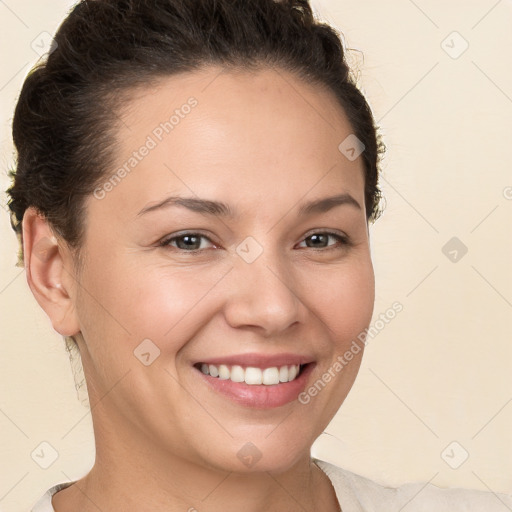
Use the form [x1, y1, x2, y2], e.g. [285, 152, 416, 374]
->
[70, 66, 375, 474]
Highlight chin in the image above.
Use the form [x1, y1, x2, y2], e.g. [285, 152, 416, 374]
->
[196, 431, 313, 475]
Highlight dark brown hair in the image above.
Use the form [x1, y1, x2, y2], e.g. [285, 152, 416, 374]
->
[6, 0, 385, 265]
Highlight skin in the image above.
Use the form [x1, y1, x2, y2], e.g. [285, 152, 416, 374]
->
[23, 65, 375, 512]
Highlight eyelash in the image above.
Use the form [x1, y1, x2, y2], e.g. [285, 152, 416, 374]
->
[158, 230, 351, 253]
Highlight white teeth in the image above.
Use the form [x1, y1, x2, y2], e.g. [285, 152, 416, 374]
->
[231, 365, 245, 382]
[218, 364, 230, 380]
[245, 367, 262, 385]
[199, 363, 302, 385]
[262, 367, 279, 385]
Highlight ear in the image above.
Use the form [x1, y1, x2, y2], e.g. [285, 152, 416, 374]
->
[22, 207, 81, 337]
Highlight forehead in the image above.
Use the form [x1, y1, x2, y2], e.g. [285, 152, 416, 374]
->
[97, 66, 366, 221]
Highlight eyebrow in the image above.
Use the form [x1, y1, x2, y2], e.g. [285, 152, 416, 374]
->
[137, 193, 361, 218]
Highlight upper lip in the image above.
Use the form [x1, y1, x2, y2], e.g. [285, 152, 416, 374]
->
[194, 352, 315, 369]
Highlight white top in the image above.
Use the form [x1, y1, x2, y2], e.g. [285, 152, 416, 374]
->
[31, 457, 512, 511]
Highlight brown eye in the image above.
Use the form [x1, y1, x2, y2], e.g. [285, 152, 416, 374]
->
[160, 232, 215, 252]
[298, 231, 350, 250]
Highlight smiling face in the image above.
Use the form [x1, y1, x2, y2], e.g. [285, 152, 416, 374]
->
[69, 65, 375, 474]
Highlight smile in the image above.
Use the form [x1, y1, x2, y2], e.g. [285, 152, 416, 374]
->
[193, 360, 315, 409]
[197, 363, 303, 385]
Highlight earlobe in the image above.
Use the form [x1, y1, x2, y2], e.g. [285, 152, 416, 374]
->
[22, 207, 81, 337]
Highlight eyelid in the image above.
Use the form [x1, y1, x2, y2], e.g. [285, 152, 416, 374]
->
[296, 230, 351, 250]
[158, 230, 217, 250]
[159, 229, 351, 253]
[302, 227, 349, 241]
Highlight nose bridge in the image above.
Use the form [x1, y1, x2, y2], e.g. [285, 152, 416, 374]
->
[225, 234, 301, 333]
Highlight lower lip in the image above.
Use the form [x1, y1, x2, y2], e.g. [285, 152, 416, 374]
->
[195, 363, 315, 409]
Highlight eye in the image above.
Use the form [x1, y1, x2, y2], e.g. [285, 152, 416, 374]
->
[158, 230, 351, 254]
[159, 232, 216, 252]
[297, 231, 350, 251]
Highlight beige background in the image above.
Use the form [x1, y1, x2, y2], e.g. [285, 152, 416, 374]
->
[1, 0, 511, 510]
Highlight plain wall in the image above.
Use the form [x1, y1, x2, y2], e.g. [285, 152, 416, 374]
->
[1, 1, 511, 510]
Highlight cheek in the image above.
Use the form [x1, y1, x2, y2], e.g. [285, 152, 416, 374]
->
[305, 258, 375, 345]
[82, 259, 227, 353]
[75, 256, 223, 403]
[285, 260, 374, 440]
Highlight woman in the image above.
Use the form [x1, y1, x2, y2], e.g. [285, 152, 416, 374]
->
[6, 0, 511, 510]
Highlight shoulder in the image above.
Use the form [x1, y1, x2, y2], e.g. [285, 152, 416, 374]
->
[313, 457, 512, 512]
[31, 481, 74, 512]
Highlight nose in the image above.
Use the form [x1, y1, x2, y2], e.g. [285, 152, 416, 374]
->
[223, 246, 302, 336]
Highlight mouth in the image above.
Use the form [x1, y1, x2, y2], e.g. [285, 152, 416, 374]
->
[193, 362, 307, 385]
[192, 359, 316, 409]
